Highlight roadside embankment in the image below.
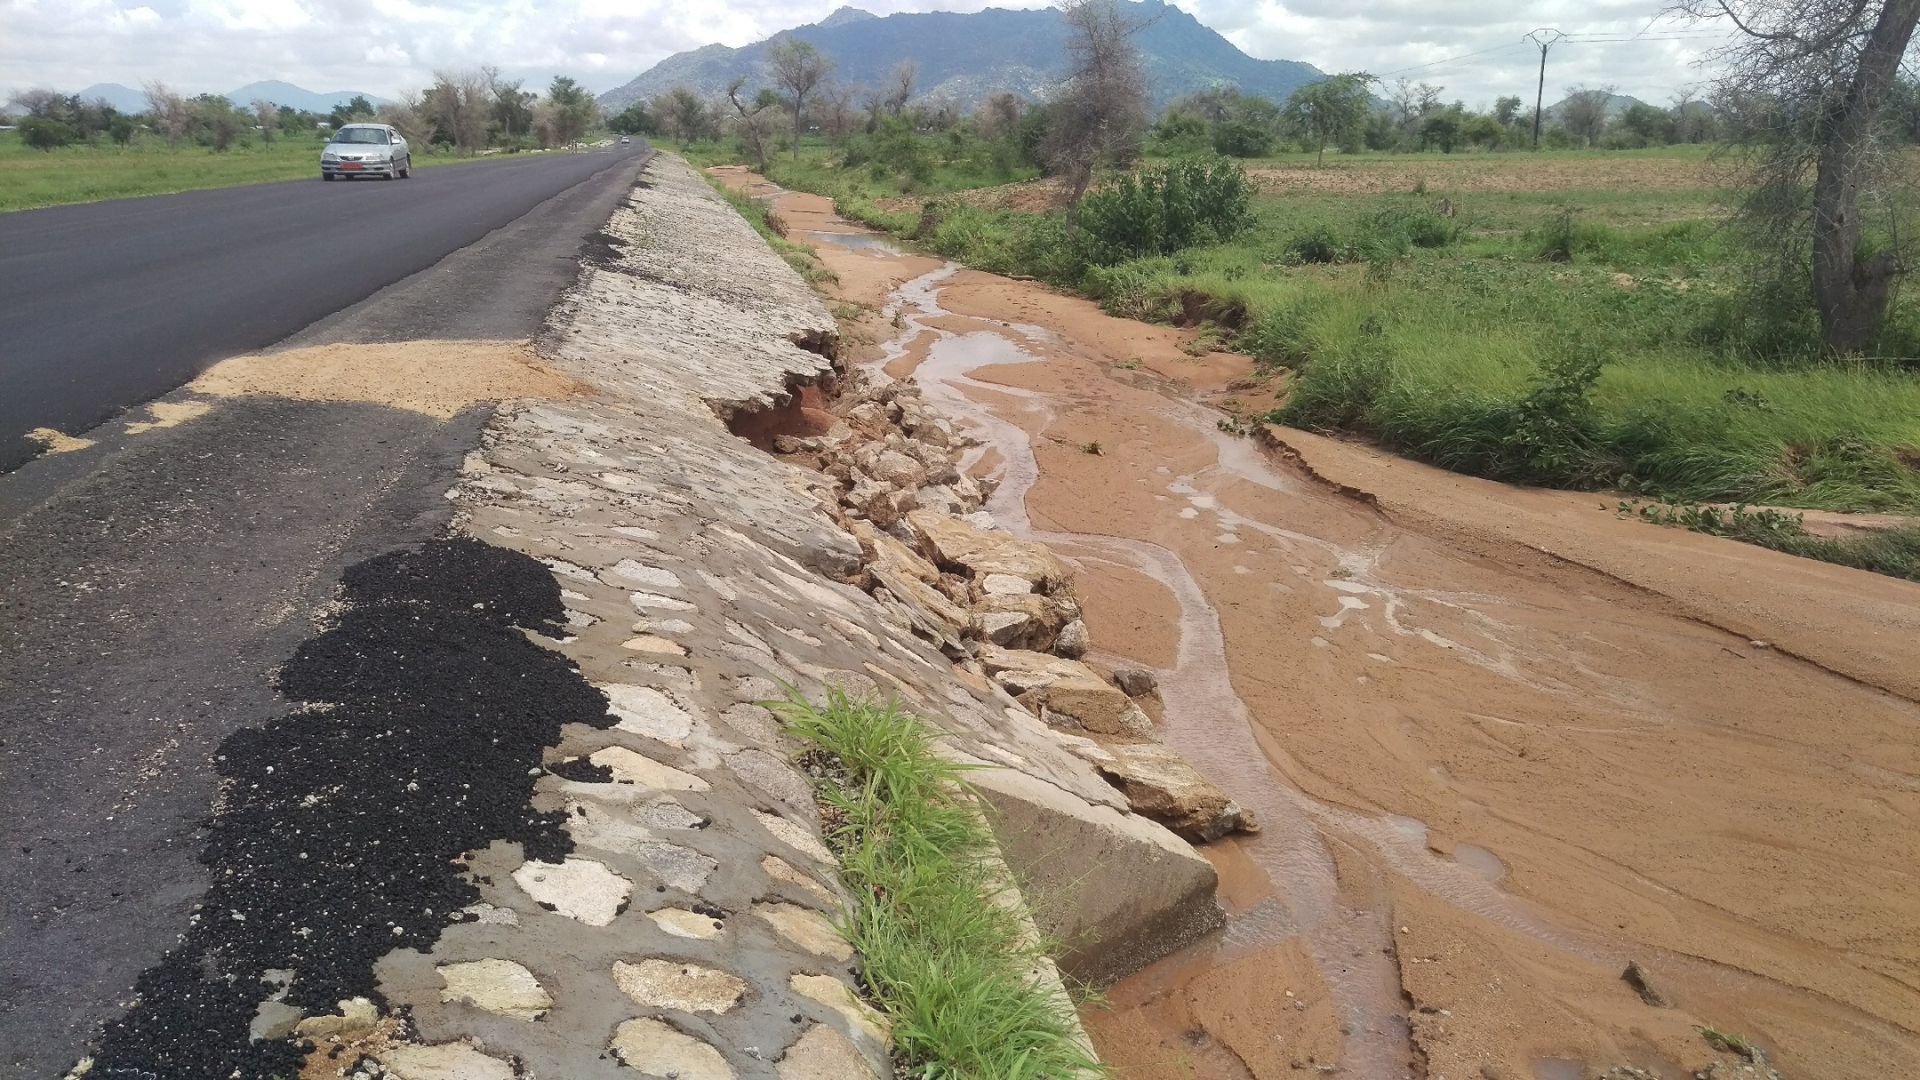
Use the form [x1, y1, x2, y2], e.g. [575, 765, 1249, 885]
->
[295, 153, 1223, 1077]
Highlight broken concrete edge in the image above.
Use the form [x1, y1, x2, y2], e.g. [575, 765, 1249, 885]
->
[680, 155, 1240, 965]
[290, 150, 1224, 1077]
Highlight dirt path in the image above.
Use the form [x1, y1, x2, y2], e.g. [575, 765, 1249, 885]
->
[714, 166, 1920, 1080]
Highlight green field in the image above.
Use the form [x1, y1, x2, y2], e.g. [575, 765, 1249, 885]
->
[0, 131, 551, 213]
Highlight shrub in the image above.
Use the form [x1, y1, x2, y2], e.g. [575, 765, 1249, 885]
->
[1284, 226, 1343, 265]
[19, 116, 77, 151]
[1075, 155, 1255, 266]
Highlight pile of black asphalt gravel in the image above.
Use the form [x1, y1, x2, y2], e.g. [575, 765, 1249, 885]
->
[84, 537, 614, 1079]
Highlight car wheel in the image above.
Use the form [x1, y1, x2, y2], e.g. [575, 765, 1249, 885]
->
[400, 156, 412, 179]
[322, 172, 334, 182]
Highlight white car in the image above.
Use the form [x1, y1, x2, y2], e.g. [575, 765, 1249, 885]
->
[321, 124, 412, 181]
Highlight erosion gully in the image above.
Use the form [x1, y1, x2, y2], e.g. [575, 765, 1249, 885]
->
[717, 167, 1920, 1080]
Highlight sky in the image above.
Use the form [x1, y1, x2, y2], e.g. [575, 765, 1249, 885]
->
[0, 0, 1733, 107]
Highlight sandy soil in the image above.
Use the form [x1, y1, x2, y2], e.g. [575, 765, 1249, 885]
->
[741, 169, 1920, 1080]
[188, 341, 588, 418]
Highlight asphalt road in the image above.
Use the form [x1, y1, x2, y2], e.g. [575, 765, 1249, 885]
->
[0, 144, 651, 1078]
[0, 143, 647, 470]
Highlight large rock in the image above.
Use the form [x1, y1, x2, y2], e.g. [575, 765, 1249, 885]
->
[981, 647, 1153, 737]
[904, 510, 1073, 593]
[849, 520, 940, 584]
[971, 593, 1080, 652]
[1091, 741, 1257, 843]
[965, 761, 1224, 985]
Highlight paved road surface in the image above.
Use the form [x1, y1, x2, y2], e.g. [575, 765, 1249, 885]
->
[0, 144, 646, 470]
[0, 145, 650, 1078]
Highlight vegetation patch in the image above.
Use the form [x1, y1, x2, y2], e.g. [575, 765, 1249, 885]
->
[1622, 499, 1920, 581]
[772, 691, 1102, 1080]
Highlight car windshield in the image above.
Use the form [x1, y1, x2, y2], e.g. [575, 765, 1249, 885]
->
[332, 128, 389, 144]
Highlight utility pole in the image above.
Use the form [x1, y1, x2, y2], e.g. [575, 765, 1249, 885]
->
[1527, 28, 1564, 150]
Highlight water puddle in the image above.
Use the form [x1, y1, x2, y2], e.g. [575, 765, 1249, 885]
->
[802, 230, 904, 256]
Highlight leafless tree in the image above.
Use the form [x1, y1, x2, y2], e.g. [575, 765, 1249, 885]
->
[1560, 84, 1615, 146]
[820, 84, 860, 146]
[12, 88, 65, 117]
[884, 60, 917, 116]
[250, 98, 278, 143]
[377, 92, 428, 144]
[1042, 0, 1150, 221]
[1672, 0, 1920, 352]
[976, 92, 1024, 141]
[143, 81, 193, 146]
[860, 87, 887, 131]
[427, 70, 490, 153]
[768, 39, 833, 160]
[726, 76, 783, 172]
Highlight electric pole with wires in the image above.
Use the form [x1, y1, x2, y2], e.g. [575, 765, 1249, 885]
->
[1526, 28, 1564, 150]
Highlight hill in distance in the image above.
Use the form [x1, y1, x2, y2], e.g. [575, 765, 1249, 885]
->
[9, 81, 386, 115]
[225, 81, 389, 111]
[600, 0, 1325, 112]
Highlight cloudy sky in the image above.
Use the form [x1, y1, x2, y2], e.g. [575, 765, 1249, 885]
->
[0, 0, 1732, 106]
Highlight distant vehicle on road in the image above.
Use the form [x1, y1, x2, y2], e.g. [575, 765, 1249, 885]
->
[620, 135, 631, 144]
[322, 124, 412, 181]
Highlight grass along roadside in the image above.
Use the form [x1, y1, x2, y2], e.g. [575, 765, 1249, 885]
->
[0, 130, 577, 213]
[771, 691, 1103, 1080]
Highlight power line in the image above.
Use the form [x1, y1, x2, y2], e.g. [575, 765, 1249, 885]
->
[1376, 41, 1531, 78]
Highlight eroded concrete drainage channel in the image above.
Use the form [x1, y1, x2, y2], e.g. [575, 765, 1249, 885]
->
[68, 153, 1232, 1078]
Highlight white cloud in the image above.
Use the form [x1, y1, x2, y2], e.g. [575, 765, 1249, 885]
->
[0, 0, 1726, 106]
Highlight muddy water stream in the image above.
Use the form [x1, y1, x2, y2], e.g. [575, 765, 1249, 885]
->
[725, 169, 1920, 1080]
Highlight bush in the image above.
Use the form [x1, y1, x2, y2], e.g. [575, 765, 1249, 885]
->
[1284, 226, 1343, 265]
[1211, 118, 1275, 158]
[19, 116, 77, 151]
[1075, 155, 1254, 266]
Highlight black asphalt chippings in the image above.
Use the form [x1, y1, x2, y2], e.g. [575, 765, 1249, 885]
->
[85, 538, 614, 1079]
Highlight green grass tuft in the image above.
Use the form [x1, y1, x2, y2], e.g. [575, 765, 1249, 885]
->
[771, 691, 1103, 1080]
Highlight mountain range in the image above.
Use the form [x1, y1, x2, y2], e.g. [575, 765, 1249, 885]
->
[12, 81, 387, 115]
[599, 1, 1325, 112]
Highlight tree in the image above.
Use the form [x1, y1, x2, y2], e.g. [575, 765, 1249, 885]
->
[1673, 0, 1920, 353]
[1560, 84, 1614, 147]
[658, 87, 715, 142]
[820, 84, 860, 146]
[426, 71, 490, 153]
[1282, 72, 1376, 165]
[1494, 94, 1526, 127]
[725, 76, 783, 172]
[1043, 0, 1150, 221]
[376, 92, 429, 144]
[329, 94, 375, 129]
[1619, 101, 1675, 145]
[608, 102, 654, 136]
[977, 92, 1024, 140]
[544, 76, 598, 149]
[193, 94, 245, 151]
[767, 38, 832, 161]
[884, 60, 916, 116]
[18, 116, 76, 150]
[143, 81, 193, 147]
[251, 98, 278, 144]
[484, 66, 534, 146]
